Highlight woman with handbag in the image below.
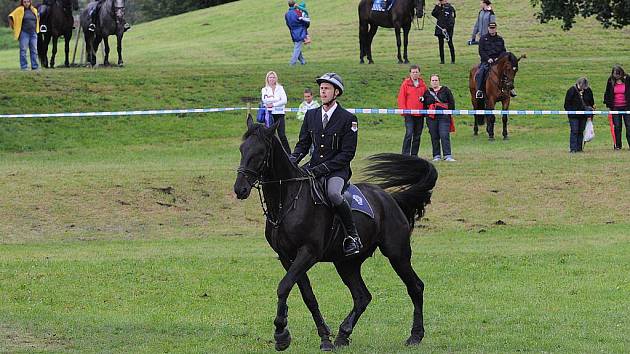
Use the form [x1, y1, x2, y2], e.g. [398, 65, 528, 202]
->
[422, 74, 456, 162]
[261, 71, 290, 153]
[564, 77, 594, 153]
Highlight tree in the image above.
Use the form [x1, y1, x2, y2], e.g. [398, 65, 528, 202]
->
[531, 0, 630, 30]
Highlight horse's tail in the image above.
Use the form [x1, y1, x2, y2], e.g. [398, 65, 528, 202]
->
[364, 153, 438, 227]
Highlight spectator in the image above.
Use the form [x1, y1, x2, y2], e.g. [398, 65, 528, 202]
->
[469, 0, 495, 45]
[285, 0, 309, 65]
[603, 65, 630, 150]
[422, 74, 456, 161]
[431, 0, 456, 64]
[261, 71, 291, 153]
[564, 77, 594, 153]
[8, 0, 40, 71]
[297, 88, 320, 121]
[397, 64, 427, 156]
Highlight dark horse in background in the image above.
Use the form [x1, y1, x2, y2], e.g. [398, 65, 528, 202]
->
[468, 52, 526, 140]
[358, 0, 425, 64]
[234, 115, 438, 351]
[80, 0, 126, 67]
[37, 0, 79, 68]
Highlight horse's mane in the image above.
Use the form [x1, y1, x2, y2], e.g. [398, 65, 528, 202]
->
[242, 123, 267, 141]
[499, 52, 519, 69]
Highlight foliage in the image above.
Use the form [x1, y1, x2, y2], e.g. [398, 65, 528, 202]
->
[531, 0, 630, 30]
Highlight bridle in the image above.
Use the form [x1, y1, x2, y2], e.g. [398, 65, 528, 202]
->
[236, 134, 313, 228]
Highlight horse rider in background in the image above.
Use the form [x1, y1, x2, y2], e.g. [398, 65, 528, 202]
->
[475, 22, 516, 99]
[87, 0, 131, 32]
[290, 73, 363, 256]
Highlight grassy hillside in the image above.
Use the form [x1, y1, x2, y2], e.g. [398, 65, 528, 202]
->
[0, 0, 629, 352]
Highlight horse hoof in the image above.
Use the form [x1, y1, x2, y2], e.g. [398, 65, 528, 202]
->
[404, 60, 409, 64]
[405, 335, 424, 346]
[274, 329, 291, 351]
[320, 339, 334, 352]
[333, 335, 350, 347]
[359, 59, 364, 64]
[503, 136, 509, 140]
[398, 60, 403, 64]
[473, 132, 478, 136]
[488, 137, 495, 141]
[368, 60, 374, 64]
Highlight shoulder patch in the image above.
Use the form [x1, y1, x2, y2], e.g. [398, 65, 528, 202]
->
[351, 121, 358, 132]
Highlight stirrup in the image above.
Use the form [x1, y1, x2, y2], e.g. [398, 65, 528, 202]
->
[40, 25, 47, 33]
[510, 89, 517, 98]
[343, 236, 362, 256]
[123, 23, 131, 32]
[475, 90, 484, 99]
[88, 23, 96, 32]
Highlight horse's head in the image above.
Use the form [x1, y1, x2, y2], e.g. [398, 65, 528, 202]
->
[234, 115, 279, 199]
[113, 0, 126, 24]
[71, 0, 78, 11]
[498, 52, 526, 92]
[59, 0, 78, 12]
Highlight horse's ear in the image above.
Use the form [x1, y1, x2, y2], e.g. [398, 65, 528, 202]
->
[246, 114, 254, 129]
[267, 120, 280, 135]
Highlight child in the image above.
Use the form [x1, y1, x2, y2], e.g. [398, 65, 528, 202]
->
[297, 88, 320, 121]
[296, 1, 312, 44]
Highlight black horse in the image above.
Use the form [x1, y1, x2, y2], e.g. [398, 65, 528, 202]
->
[80, 0, 126, 67]
[358, 0, 425, 64]
[234, 115, 438, 351]
[38, 0, 78, 68]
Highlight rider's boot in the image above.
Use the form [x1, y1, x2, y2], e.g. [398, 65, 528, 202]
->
[510, 89, 517, 97]
[335, 200, 362, 256]
[123, 22, 131, 31]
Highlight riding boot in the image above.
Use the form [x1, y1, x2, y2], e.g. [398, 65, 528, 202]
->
[335, 200, 362, 256]
[510, 89, 517, 97]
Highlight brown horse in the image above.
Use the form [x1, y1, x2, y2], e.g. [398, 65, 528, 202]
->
[358, 0, 425, 64]
[468, 52, 526, 140]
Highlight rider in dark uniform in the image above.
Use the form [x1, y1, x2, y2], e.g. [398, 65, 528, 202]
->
[475, 22, 516, 99]
[290, 73, 363, 256]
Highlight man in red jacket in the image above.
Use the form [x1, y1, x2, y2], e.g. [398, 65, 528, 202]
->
[397, 64, 428, 156]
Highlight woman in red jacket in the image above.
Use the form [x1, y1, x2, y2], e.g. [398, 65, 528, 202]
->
[397, 65, 427, 156]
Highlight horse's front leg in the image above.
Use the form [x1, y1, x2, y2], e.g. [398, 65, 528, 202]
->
[279, 258, 333, 351]
[485, 99, 496, 140]
[50, 36, 58, 68]
[274, 246, 317, 351]
[103, 37, 110, 66]
[359, 21, 367, 64]
[64, 33, 71, 67]
[116, 34, 124, 66]
[366, 25, 378, 64]
[394, 26, 403, 64]
[402, 24, 410, 64]
[501, 99, 510, 140]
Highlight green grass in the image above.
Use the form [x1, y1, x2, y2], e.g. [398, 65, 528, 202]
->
[1, 0, 630, 352]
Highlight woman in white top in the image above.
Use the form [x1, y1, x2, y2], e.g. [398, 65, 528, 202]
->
[261, 71, 291, 153]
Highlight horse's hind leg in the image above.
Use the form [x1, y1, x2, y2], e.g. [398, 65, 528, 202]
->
[333, 259, 372, 348]
[274, 247, 317, 351]
[502, 100, 510, 140]
[402, 24, 411, 64]
[394, 26, 403, 64]
[486, 114, 496, 140]
[103, 37, 110, 66]
[366, 25, 378, 64]
[379, 232, 425, 346]
[117, 34, 124, 66]
[279, 258, 333, 351]
[359, 20, 367, 64]
[50, 36, 58, 68]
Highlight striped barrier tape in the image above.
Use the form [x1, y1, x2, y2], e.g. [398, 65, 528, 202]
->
[1, 107, 628, 119]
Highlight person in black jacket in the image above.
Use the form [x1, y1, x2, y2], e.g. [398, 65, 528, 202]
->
[422, 74, 456, 161]
[474, 22, 516, 99]
[431, 0, 456, 64]
[564, 77, 594, 153]
[290, 73, 362, 256]
[603, 65, 630, 150]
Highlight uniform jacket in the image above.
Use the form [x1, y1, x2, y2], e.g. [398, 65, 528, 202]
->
[285, 7, 309, 42]
[564, 86, 594, 119]
[479, 33, 506, 63]
[292, 104, 358, 182]
[603, 75, 630, 110]
[8, 6, 40, 40]
[397, 77, 427, 117]
[431, 3, 456, 36]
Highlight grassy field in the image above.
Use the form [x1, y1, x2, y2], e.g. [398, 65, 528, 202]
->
[1, 0, 630, 352]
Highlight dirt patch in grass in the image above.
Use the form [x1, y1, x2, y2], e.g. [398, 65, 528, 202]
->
[0, 323, 68, 352]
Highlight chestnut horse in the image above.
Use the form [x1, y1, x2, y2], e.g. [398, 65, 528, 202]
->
[469, 52, 526, 140]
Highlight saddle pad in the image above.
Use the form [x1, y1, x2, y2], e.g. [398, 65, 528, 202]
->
[371, 0, 395, 12]
[346, 184, 375, 219]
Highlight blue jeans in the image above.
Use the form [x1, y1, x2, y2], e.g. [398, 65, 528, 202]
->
[19, 31, 39, 70]
[475, 62, 490, 91]
[402, 115, 424, 156]
[427, 115, 452, 158]
[290, 41, 306, 65]
[568, 117, 587, 152]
